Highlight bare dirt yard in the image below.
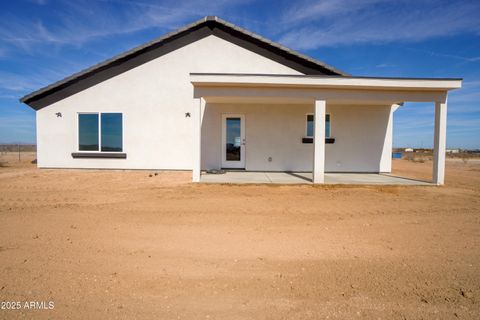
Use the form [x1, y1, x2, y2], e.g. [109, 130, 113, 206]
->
[0, 152, 479, 319]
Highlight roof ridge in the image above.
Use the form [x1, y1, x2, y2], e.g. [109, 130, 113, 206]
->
[211, 16, 348, 77]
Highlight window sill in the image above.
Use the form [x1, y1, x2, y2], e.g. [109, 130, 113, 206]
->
[302, 137, 335, 144]
[71, 152, 127, 159]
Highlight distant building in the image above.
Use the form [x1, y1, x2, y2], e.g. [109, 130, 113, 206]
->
[405, 148, 414, 152]
[446, 149, 460, 153]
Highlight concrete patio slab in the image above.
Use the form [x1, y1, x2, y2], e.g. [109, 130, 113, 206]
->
[200, 171, 431, 185]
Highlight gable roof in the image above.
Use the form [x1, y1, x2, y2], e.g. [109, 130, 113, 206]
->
[20, 16, 347, 110]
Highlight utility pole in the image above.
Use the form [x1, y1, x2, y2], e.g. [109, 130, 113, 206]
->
[18, 144, 20, 162]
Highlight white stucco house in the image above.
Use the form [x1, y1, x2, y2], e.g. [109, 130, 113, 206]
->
[21, 16, 461, 185]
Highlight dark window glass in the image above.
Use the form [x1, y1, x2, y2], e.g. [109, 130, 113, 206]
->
[226, 117, 241, 161]
[79, 114, 99, 151]
[325, 114, 331, 137]
[306, 114, 331, 137]
[306, 114, 314, 137]
[101, 113, 123, 152]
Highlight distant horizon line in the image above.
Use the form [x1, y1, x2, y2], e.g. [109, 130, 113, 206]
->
[0, 142, 479, 150]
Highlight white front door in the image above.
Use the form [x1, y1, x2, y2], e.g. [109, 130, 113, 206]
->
[222, 114, 245, 169]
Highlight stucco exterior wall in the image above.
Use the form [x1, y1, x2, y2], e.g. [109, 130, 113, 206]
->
[36, 34, 393, 173]
[202, 103, 394, 172]
[325, 104, 393, 172]
[36, 35, 301, 169]
[202, 103, 313, 171]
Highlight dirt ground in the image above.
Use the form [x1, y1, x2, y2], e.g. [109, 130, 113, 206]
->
[0, 152, 479, 319]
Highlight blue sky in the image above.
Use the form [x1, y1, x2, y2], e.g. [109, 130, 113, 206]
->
[0, 0, 479, 148]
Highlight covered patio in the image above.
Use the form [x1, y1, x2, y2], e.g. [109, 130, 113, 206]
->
[200, 171, 431, 185]
[191, 73, 462, 185]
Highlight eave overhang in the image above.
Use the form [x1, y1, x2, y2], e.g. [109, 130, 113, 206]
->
[191, 73, 462, 91]
[191, 73, 462, 105]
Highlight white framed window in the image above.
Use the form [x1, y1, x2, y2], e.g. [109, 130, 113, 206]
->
[78, 113, 123, 152]
[305, 113, 331, 138]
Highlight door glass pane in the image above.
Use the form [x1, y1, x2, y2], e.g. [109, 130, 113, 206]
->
[79, 114, 99, 151]
[226, 117, 241, 161]
[101, 113, 123, 152]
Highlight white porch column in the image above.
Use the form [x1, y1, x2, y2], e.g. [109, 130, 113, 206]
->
[313, 100, 326, 184]
[192, 97, 204, 182]
[433, 99, 447, 185]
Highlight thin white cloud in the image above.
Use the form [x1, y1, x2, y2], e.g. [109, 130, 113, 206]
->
[404, 47, 480, 63]
[449, 91, 480, 103]
[0, 0, 252, 52]
[462, 80, 480, 88]
[0, 70, 58, 94]
[446, 103, 480, 114]
[0, 94, 17, 99]
[447, 118, 480, 127]
[278, 0, 480, 49]
[0, 77, 41, 92]
[283, 0, 390, 24]
[448, 78, 480, 110]
[0, 0, 256, 94]
[375, 63, 395, 68]
[394, 92, 480, 115]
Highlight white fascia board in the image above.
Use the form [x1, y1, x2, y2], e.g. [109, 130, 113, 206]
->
[190, 74, 462, 91]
